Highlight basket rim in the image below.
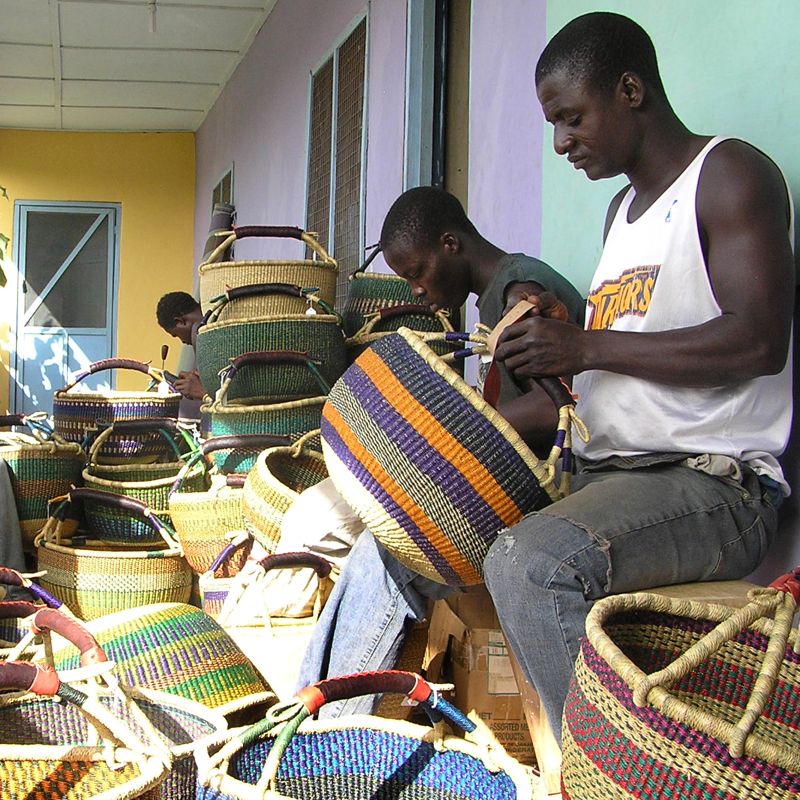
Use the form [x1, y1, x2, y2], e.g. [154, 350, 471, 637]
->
[83, 460, 203, 490]
[198, 313, 343, 333]
[199, 258, 338, 273]
[202, 395, 327, 413]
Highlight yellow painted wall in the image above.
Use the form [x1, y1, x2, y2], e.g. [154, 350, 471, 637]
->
[0, 130, 195, 411]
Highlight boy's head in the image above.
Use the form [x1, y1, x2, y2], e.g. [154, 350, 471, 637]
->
[156, 291, 202, 345]
[379, 186, 477, 311]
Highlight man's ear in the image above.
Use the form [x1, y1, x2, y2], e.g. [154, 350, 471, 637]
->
[440, 231, 461, 254]
[618, 71, 644, 109]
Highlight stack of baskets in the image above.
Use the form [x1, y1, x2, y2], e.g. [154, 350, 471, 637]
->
[198, 225, 344, 447]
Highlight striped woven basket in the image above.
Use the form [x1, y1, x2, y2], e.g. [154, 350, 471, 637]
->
[82, 420, 206, 544]
[321, 328, 580, 587]
[201, 363, 326, 443]
[242, 433, 328, 551]
[201, 432, 292, 475]
[195, 670, 533, 800]
[0, 414, 85, 553]
[198, 225, 338, 313]
[52, 358, 181, 463]
[561, 580, 800, 800]
[35, 488, 193, 620]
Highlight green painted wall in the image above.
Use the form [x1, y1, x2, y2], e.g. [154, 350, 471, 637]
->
[539, 1, 800, 294]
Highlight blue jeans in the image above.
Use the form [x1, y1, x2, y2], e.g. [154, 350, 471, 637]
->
[483, 459, 778, 744]
[297, 459, 777, 727]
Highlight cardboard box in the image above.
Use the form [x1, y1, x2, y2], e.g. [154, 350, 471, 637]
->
[424, 588, 536, 766]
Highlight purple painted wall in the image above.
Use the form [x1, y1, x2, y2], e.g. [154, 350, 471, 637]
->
[194, 0, 408, 270]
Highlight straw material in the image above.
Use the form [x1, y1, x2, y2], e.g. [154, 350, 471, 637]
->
[47, 602, 269, 712]
[561, 588, 800, 800]
[342, 270, 430, 336]
[321, 328, 567, 587]
[242, 439, 328, 551]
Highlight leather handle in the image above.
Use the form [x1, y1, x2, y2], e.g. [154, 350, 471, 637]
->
[258, 551, 333, 578]
[225, 282, 306, 301]
[0, 661, 61, 696]
[0, 414, 25, 428]
[379, 303, 437, 321]
[200, 433, 290, 456]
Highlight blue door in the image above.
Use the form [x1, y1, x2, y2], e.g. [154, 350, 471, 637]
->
[11, 202, 120, 416]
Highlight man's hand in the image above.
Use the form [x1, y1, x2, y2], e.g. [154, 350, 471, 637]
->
[174, 370, 206, 400]
[503, 282, 572, 322]
[495, 316, 584, 380]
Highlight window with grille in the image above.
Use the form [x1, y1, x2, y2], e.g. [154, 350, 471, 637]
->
[212, 166, 234, 210]
[306, 17, 367, 307]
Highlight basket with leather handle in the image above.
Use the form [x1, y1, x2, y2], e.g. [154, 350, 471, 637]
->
[168, 435, 288, 575]
[35, 488, 193, 619]
[52, 357, 181, 463]
[82, 418, 205, 544]
[242, 431, 328, 552]
[0, 413, 86, 553]
[201, 352, 326, 443]
[204, 280, 336, 323]
[321, 326, 584, 586]
[195, 669, 533, 799]
[561, 570, 800, 800]
[198, 225, 338, 313]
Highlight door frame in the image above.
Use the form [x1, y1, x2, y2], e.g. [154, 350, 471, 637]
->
[9, 200, 121, 413]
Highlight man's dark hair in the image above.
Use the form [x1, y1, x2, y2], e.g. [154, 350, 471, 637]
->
[156, 291, 200, 329]
[536, 12, 665, 97]
[380, 186, 478, 253]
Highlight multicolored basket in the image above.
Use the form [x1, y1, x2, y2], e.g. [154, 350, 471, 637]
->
[52, 358, 181, 463]
[562, 578, 800, 800]
[201, 363, 326, 443]
[82, 420, 206, 543]
[0, 414, 85, 553]
[321, 327, 580, 586]
[195, 670, 533, 800]
[35, 488, 193, 620]
[201, 432, 292, 475]
[242, 433, 328, 551]
[198, 225, 338, 313]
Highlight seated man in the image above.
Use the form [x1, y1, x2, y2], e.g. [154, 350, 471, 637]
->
[296, 185, 584, 714]
[486, 11, 793, 744]
[156, 291, 206, 404]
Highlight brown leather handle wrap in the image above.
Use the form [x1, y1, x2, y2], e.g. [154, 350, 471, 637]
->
[70, 487, 151, 518]
[350, 244, 382, 275]
[226, 282, 305, 300]
[532, 376, 576, 410]
[258, 551, 333, 578]
[0, 414, 25, 428]
[0, 661, 60, 695]
[226, 474, 247, 488]
[378, 303, 436, 321]
[307, 670, 429, 708]
[86, 358, 151, 375]
[234, 225, 304, 241]
[229, 350, 319, 369]
[0, 600, 41, 619]
[0, 567, 26, 587]
[32, 607, 107, 665]
[96, 417, 179, 435]
[200, 434, 291, 457]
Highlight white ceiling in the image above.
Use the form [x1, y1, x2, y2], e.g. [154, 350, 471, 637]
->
[0, 0, 277, 131]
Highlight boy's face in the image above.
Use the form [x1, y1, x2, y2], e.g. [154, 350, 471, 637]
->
[384, 235, 470, 312]
[163, 315, 194, 345]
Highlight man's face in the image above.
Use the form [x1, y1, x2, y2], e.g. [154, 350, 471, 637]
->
[163, 315, 194, 345]
[383, 237, 470, 312]
[536, 68, 636, 181]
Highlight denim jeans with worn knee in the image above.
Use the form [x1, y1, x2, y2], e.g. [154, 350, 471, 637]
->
[483, 459, 779, 745]
[295, 528, 454, 718]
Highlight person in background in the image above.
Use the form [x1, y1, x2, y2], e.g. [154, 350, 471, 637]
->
[296, 185, 585, 716]
[156, 291, 206, 402]
[485, 11, 793, 744]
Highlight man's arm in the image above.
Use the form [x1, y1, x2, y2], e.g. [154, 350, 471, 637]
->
[496, 142, 794, 386]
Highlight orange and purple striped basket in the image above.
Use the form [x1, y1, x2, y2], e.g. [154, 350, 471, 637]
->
[321, 327, 565, 587]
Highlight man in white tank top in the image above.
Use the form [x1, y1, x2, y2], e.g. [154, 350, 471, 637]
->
[486, 12, 794, 744]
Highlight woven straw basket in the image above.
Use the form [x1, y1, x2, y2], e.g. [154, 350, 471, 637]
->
[35, 488, 193, 620]
[0, 414, 85, 553]
[195, 670, 533, 800]
[562, 580, 800, 800]
[321, 328, 579, 586]
[242, 432, 328, 551]
[198, 225, 338, 313]
[52, 358, 180, 463]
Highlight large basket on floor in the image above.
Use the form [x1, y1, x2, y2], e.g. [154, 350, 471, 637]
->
[321, 328, 579, 587]
[198, 225, 338, 313]
[0, 414, 85, 552]
[561, 579, 800, 800]
[35, 488, 193, 619]
[195, 670, 533, 800]
[52, 358, 180, 463]
[242, 433, 328, 552]
[82, 419, 205, 544]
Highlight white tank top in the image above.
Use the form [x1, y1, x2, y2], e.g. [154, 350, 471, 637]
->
[573, 136, 793, 492]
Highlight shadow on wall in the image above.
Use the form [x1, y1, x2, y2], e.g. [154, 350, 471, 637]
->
[749, 285, 800, 584]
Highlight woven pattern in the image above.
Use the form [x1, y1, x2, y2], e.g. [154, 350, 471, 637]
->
[0, 438, 85, 551]
[196, 315, 346, 400]
[49, 603, 268, 710]
[562, 592, 800, 800]
[343, 272, 434, 336]
[242, 445, 328, 551]
[202, 395, 325, 442]
[321, 329, 553, 586]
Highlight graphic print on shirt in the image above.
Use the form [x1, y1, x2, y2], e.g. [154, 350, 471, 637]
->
[585, 265, 660, 330]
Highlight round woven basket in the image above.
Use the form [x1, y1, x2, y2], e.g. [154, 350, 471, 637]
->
[242, 434, 329, 551]
[562, 586, 800, 800]
[322, 327, 575, 586]
[199, 225, 338, 313]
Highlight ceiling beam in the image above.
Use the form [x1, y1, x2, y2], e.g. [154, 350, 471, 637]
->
[49, 0, 63, 129]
